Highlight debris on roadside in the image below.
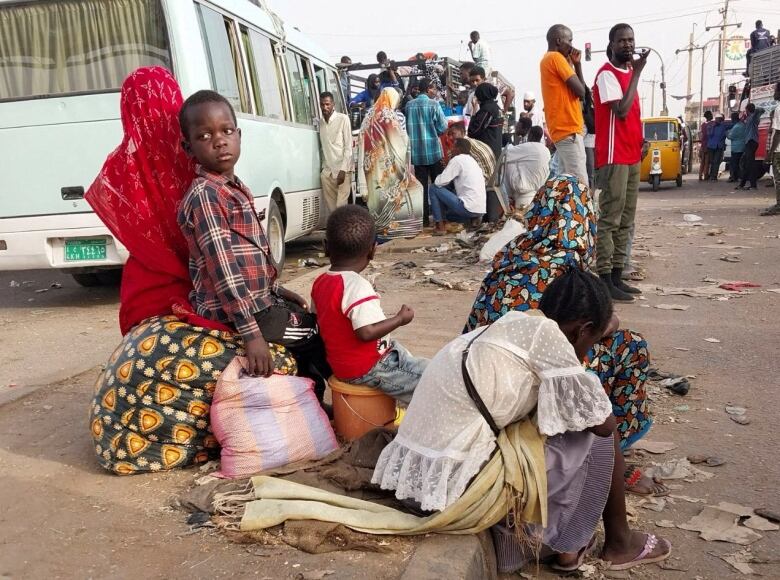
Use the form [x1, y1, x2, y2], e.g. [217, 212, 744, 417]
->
[9, 280, 20, 288]
[720, 254, 742, 263]
[725, 405, 750, 425]
[653, 303, 689, 311]
[683, 214, 703, 222]
[718, 281, 761, 291]
[754, 508, 780, 523]
[427, 277, 470, 292]
[703, 337, 721, 343]
[633, 440, 677, 454]
[297, 258, 322, 268]
[678, 505, 763, 545]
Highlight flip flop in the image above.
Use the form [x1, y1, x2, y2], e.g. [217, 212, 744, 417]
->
[549, 536, 597, 572]
[607, 534, 672, 571]
[625, 469, 670, 497]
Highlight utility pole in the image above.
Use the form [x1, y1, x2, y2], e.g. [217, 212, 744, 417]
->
[676, 39, 709, 124]
[706, 0, 741, 112]
[643, 76, 657, 115]
[685, 25, 695, 122]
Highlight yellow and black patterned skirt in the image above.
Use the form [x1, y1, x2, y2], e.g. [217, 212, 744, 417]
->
[89, 315, 296, 475]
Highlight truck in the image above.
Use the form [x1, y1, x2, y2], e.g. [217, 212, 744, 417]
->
[748, 45, 780, 169]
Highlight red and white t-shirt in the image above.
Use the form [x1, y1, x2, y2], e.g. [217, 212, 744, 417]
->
[593, 62, 643, 168]
[311, 271, 389, 379]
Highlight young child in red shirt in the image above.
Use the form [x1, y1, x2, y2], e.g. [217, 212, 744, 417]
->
[177, 90, 330, 398]
[311, 205, 428, 403]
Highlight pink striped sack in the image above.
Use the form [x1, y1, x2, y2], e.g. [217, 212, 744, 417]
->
[211, 357, 339, 478]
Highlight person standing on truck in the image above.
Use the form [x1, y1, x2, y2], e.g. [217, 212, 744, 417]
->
[337, 56, 352, 107]
[318, 91, 353, 213]
[540, 24, 589, 185]
[738, 103, 765, 191]
[406, 78, 448, 226]
[746, 20, 774, 76]
[760, 82, 780, 216]
[468, 31, 492, 74]
[592, 23, 648, 303]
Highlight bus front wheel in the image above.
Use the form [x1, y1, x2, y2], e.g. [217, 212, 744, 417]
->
[266, 198, 286, 272]
[651, 174, 661, 192]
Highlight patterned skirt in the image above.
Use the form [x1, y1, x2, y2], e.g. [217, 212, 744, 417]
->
[89, 315, 296, 475]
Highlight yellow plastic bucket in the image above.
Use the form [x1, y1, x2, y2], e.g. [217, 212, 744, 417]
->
[328, 376, 397, 441]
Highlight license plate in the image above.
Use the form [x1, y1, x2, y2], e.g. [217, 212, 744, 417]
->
[65, 238, 107, 262]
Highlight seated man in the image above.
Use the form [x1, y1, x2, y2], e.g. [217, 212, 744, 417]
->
[503, 126, 552, 213]
[447, 121, 496, 182]
[428, 138, 487, 235]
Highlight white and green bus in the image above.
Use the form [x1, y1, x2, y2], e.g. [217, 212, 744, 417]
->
[0, 0, 345, 285]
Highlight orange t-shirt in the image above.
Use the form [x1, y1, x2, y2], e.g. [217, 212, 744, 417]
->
[540, 51, 584, 143]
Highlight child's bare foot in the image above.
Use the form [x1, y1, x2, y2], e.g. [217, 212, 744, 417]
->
[603, 531, 671, 571]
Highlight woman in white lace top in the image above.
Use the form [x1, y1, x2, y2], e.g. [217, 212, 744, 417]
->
[372, 269, 671, 573]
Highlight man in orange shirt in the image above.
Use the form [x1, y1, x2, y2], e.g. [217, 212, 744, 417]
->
[540, 24, 589, 186]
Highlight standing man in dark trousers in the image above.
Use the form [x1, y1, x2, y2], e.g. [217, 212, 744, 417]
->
[406, 78, 448, 226]
[738, 103, 765, 191]
[760, 82, 780, 216]
[593, 23, 649, 303]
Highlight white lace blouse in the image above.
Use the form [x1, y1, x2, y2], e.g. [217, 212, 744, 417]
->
[371, 311, 613, 512]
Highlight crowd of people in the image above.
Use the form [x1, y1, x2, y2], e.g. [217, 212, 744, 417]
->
[79, 16, 780, 574]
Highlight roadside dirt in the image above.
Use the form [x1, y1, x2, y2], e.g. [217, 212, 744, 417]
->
[1, 176, 779, 579]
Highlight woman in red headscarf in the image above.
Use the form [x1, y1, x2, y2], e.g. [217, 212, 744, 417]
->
[86, 67, 295, 475]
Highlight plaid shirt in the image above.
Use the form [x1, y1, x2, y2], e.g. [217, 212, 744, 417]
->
[406, 95, 448, 166]
[178, 166, 278, 342]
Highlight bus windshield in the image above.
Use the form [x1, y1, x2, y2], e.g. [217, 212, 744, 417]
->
[0, 0, 171, 101]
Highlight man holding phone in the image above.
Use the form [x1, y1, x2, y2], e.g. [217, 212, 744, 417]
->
[540, 24, 589, 185]
[593, 23, 649, 302]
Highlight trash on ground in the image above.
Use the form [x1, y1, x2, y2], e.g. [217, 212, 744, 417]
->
[720, 254, 742, 263]
[674, 347, 691, 351]
[655, 520, 677, 528]
[633, 440, 677, 454]
[659, 376, 690, 396]
[715, 502, 754, 517]
[673, 404, 690, 412]
[699, 244, 752, 250]
[704, 337, 721, 343]
[678, 506, 763, 545]
[683, 213, 703, 222]
[766, 288, 780, 294]
[754, 508, 780, 523]
[718, 281, 761, 291]
[730, 415, 751, 425]
[744, 516, 780, 531]
[670, 494, 706, 503]
[645, 458, 713, 481]
[641, 497, 667, 512]
[428, 277, 469, 291]
[720, 549, 759, 575]
[297, 258, 321, 268]
[654, 303, 689, 311]
[653, 284, 744, 300]
[296, 570, 335, 580]
[725, 405, 746, 416]
[9, 280, 20, 288]
[706, 228, 724, 236]
[392, 261, 417, 269]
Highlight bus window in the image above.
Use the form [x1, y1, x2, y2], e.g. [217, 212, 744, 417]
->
[314, 65, 328, 97]
[248, 32, 287, 120]
[0, 0, 170, 101]
[327, 70, 346, 113]
[195, 3, 249, 113]
[284, 50, 315, 125]
[241, 27, 264, 116]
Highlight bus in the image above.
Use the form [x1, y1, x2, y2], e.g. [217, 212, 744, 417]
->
[0, 0, 345, 285]
[748, 45, 779, 168]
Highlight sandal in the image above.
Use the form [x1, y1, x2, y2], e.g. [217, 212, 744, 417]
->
[550, 536, 597, 572]
[607, 534, 672, 571]
[625, 467, 670, 497]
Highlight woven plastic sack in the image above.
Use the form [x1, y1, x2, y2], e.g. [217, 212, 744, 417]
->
[211, 357, 339, 478]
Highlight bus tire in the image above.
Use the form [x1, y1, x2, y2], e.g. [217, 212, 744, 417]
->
[676, 174, 683, 187]
[266, 198, 286, 272]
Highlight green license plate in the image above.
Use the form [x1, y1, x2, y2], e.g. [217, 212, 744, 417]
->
[65, 238, 107, 262]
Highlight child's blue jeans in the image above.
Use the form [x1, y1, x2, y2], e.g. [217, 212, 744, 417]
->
[428, 184, 482, 223]
[345, 341, 428, 404]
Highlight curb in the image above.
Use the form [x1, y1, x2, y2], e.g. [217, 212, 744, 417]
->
[400, 532, 497, 580]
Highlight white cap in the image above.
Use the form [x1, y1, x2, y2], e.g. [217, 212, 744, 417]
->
[523, 91, 536, 101]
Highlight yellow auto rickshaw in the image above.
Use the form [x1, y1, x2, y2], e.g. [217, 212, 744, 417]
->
[640, 116, 684, 191]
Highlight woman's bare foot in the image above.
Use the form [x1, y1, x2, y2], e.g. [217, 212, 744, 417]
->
[602, 531, 671, 570]
[626, 472, 669, 497]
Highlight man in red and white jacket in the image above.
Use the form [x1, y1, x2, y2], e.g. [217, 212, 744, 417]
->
[593, 23, 649, 303]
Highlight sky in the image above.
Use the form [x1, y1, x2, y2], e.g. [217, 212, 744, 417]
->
[271, 0, 780, 119]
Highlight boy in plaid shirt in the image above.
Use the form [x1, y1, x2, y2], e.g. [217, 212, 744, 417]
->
[177, 90, 330, 397]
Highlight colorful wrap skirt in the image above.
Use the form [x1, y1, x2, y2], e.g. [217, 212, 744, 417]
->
[89, 315, 296, 475]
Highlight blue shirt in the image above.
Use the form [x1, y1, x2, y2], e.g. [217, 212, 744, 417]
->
[707, 122, 728, 150]
[727, 121, 746, 153]
[406, 94, 448, 166]
[745, 108, 764, 143]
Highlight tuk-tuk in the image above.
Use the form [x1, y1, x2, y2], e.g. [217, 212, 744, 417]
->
[640, 116, 684, 191]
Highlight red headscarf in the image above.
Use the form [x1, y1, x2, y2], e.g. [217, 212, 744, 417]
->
[86, 66, 230, 335]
